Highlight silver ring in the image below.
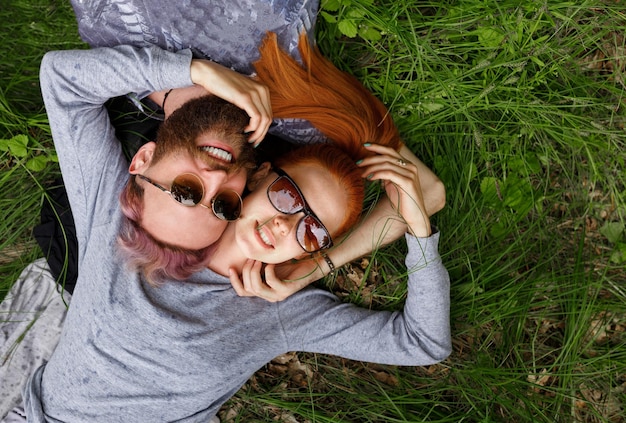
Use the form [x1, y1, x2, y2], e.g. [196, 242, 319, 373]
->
[397, 158, 407, 166]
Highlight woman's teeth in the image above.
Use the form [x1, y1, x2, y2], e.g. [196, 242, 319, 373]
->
[258, 228, 273, 247]
[199, 146, 233, 163]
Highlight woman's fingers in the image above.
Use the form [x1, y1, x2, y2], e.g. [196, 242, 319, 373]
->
[229, 261, 302, 303]
[357, 143, 431, 237]
[228, 267, 253, 297]
[241, 259, 264, 294]
[263, 265, 311, 301]
[238, 84, 272, 145]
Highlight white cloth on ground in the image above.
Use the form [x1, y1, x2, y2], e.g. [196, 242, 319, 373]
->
[1, 405, 26, 423]
[0, 259, 70, 421]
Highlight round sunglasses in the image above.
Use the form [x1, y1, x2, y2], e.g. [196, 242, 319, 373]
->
[267, 168, 333, 253]
[137, 173, 242, 221]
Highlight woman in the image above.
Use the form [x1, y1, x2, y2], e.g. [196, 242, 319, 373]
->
[23, 123, 450, 423]
[233, 31, 446, 299]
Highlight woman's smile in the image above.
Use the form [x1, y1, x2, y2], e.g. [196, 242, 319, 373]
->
[256, 223, 275, 249]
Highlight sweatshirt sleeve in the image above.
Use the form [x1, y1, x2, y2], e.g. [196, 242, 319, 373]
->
[38, 46, 193, 247]
[280, 231, 451, 366]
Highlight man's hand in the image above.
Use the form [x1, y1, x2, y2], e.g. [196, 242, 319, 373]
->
[190, 59, 272, 145]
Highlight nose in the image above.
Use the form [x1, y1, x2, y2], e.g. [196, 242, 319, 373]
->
[272, 213, 301, 238]
[200, 169, 229, 200]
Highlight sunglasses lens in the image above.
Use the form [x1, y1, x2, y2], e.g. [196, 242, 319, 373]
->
[297, 215, 331, 252]
[212, 190, 242, 221]
[171, 174, 204, 206]
[268, 177, 304, 214]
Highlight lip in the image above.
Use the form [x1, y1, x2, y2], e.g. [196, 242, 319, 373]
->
[255, 222, 275, 250]
[197, 141, 236, 164]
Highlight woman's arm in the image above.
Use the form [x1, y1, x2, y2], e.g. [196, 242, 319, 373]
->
[277, 147, 450, 364]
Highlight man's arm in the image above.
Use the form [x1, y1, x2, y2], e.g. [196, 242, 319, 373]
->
[275, 231, 451, 366]
[40, 46, 195, 245]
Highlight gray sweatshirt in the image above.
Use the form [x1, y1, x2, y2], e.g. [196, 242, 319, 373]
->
[23, 46, 451, 423]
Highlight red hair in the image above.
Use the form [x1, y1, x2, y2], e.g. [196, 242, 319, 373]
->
[273, 143, 363, 240]
[254, 32, 402, 159]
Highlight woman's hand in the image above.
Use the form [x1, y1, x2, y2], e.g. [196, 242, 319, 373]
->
[229, 259, 321, 302]
[358, 144, 432, 238]
[190, 59, 272, 145]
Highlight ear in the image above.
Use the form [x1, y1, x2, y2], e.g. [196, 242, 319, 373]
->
[246, 162, 272, 191]
[128, 142, 156, 174]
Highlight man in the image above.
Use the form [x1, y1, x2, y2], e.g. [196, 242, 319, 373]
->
[13, 44, 268, 422]
[48, 44, 272, 279]
[117, 93, 261, 282]
[17, 44, 450, 423]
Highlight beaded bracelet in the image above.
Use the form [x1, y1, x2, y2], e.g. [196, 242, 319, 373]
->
[321, 252, 335, 277]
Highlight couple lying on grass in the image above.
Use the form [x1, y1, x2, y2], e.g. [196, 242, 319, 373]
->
[4, 4, 450, 423]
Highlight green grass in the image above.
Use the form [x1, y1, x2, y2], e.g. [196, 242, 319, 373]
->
[0, 0, 85, 291]
[1, 0, 625, 421]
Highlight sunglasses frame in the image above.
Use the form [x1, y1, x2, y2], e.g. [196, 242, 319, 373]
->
[136, 173, 242, 221]
[267, 167, 333, 253]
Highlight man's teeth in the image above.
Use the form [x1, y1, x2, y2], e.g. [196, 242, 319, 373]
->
[258, 228, 273, 247]
[199, 146, 233, 163]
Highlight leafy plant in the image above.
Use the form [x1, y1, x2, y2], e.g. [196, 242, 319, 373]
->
[320, 0, 382, 41]
[0, 134, 58, 172]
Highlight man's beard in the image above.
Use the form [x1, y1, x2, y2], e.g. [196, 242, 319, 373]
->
[152, 95, 256, 174]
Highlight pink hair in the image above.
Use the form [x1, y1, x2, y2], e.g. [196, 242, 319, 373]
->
[118, 176, 214, 285]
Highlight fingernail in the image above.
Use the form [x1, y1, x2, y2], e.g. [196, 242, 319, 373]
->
[355, 159, 363, 165]
[366, 173, 373, 180]
[363, 143, 372, 147]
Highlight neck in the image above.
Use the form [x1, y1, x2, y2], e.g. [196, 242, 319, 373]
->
[207, 225, 247, 276]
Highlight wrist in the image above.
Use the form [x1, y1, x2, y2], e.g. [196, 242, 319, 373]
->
[408, 222, 431, 238]
[321, 252, 336, 277]
[189, 59, 202, 85]
[161, 88, 173, 111]
[406, 213, 432, 238]
[315, 252, 336, 278]
[189, 59, 212, 86]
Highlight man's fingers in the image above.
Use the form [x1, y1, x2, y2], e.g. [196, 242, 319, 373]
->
[242, 88, 272, 144]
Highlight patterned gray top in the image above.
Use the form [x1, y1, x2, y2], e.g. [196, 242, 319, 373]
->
[70, 0, 327, 143]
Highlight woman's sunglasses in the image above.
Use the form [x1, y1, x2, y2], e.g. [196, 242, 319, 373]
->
[137, 173, 242, 221]
[267, 168, 333, 253]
